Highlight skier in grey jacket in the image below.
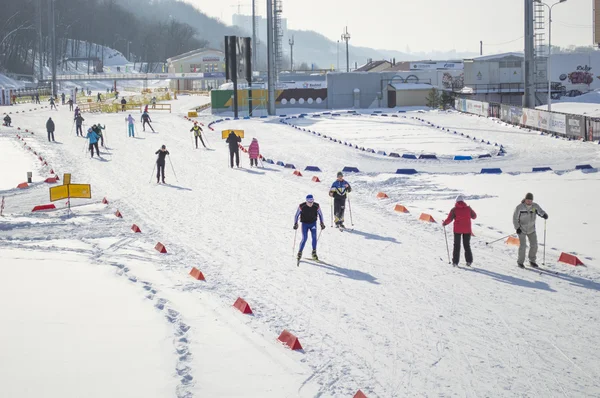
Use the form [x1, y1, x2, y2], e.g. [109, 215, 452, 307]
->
[513, 192, 548, 268]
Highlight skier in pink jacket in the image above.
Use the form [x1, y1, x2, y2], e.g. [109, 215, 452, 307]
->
[248, 138, 260, 167]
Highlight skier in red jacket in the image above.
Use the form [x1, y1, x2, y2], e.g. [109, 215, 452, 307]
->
[442, 194, 477, 267]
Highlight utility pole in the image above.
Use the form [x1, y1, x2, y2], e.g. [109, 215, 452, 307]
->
[50, 0, 57, 96]
[289, 35, 294, 71]
[37, 0, 43, 81]
[480, 40, 483, 55]
[341, 26, 351, 72]
[266, 0, 276, 115]
[252, 0, 257, 69]
[337, 40, 339, 71]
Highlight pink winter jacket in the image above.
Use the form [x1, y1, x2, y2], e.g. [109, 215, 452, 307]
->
[248, 139, 260, 159]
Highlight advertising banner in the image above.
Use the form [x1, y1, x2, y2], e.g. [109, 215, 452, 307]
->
[549, 113, 567, 135]
[522, 108, 538, 128]
[500, 104, 511, 122]
[537, 109, 550, 131]
[566, 114, 584, 138]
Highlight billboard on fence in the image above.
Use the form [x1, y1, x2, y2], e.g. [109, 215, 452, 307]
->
[500, 104, 510, 122]
[550, 113, 567, 135]
[464, 99, 487, 116]
[566, 114, 584, 138]
[522, 108, 538, 128]
[537, 109, 550, 131]
[509, 107, 522, 125]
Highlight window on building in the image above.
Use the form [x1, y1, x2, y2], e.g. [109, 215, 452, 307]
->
[500, 60, 522, 68]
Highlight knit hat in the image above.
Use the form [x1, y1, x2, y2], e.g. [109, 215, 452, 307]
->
[306, 194, 314, 202]
[525, 192, 533, 200]
[455, 194, 465, 203]
[337, 171, 343, 177]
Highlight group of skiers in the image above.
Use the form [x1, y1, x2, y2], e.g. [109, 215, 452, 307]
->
[442, 193, 547, 268]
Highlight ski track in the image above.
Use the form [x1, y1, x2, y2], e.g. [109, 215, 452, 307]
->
[2, 97, 600, 397]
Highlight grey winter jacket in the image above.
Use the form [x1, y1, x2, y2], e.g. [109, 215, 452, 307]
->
[513, 201, 547, 234]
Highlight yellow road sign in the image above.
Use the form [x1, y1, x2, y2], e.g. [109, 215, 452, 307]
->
[69, 184, 91, 199]
[50, 185, 69, 201]
[222, 129, 245, 139]
[49, 184, 91, 202]
[63, 173, 71, 185]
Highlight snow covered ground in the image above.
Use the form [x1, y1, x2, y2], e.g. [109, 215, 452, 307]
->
[1, 96, 600, 397]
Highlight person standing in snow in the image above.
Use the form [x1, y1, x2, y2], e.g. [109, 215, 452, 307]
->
[3, 115, 11, 127]
[86, 127, 100, 158]
[35, 93, 40, 104]
[248, 138, 260, 167]
[294, 194, 326, 262]
[61, 92, 65, 105]
[49, 97, 57, 110]
[126, 114, 135, 137]
[191, 122, 206, 149]
[141, 111, 154, 132]
[121, 98, 127, 112]
[92, 124, 106, 147]
[46, 117, 55, 142]
[442, 194, 477, 267]
[225, 130, 242, 168]
[155, 145, 169, 184]
[97, 92, 102, 102]
[151, 96, 157, 109]
[329, 171, 352, 229]
[513, 193, 548, 268]
[68, 98, 74, 111]
[74, 113, 85, 136]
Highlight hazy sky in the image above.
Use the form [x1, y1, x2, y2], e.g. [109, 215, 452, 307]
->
[188, 0, 594, 54]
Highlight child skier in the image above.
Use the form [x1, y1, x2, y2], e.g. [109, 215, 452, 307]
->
[294, 194, 326, 263]
[442, 194, 477, 267]
[3, 115, 11, 127]
[248, 138, 260, 167]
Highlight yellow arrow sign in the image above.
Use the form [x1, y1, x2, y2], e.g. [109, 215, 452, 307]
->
[50, 184, 92, 202]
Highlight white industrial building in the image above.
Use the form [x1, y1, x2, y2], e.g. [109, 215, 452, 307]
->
[166, 49, 226, 91]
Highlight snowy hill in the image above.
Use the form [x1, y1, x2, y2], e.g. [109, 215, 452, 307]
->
[1, 98, 600, 397]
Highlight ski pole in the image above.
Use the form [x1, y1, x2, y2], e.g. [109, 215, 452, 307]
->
[167, 155, 178, 182]
[203, 132, 210, 147]
[543, 219, 547, 265]
[347, 193, 354, 226]
[330, 196, 334, 227]
[443, 225, 450, 264]
[485, 233, 513, 245]
[292, 228, 298, 256]
[192, 134, 195, 149]
[150, 163, 156, 183]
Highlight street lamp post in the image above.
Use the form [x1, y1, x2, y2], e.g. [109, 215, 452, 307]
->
[337, 40, 339, 71]
[341, 27, 351, 72]
[534, 0, 567, 112]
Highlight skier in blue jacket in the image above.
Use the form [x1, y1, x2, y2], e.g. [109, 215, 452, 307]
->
[294, 194, 326, 262]
[329, 172, 352, 229]
[86, 128, 100, 158]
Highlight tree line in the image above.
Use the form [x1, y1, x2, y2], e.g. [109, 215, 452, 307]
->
[0, 0, 209, 75]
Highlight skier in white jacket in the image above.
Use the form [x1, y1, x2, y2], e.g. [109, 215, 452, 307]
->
[513, 192, 548, 268]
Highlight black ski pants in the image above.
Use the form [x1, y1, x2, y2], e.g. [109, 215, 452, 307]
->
[89, 142, 99, 157]
[142, 121, 153, 131]
[47, 131, 55, 142]
[333, 197, 346, 225]
[76, 125, 83, 136]
[453, 233, 473, 265]
[250, 158, 258, 167]
[195, 135, 206, 148]
[229, 148, 239, 167]
[156, 162, 165, 182]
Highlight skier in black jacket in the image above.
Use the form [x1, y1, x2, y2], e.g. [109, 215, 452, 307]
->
[46, 117, 55, 142]
[155, 145, 170, 184]
[225, 131, 242, 168]
[3, 115, 11, 127]
[74, 114, 84, 136]
[294, 194, 326, 263]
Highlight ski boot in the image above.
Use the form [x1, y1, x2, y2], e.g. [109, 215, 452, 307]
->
[466, 262, 472, 267]
[297, 251, 302, 261]
[312, 250, 319, 261]
[529, 261, 539, 268]
[517, 262, 525, 269]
